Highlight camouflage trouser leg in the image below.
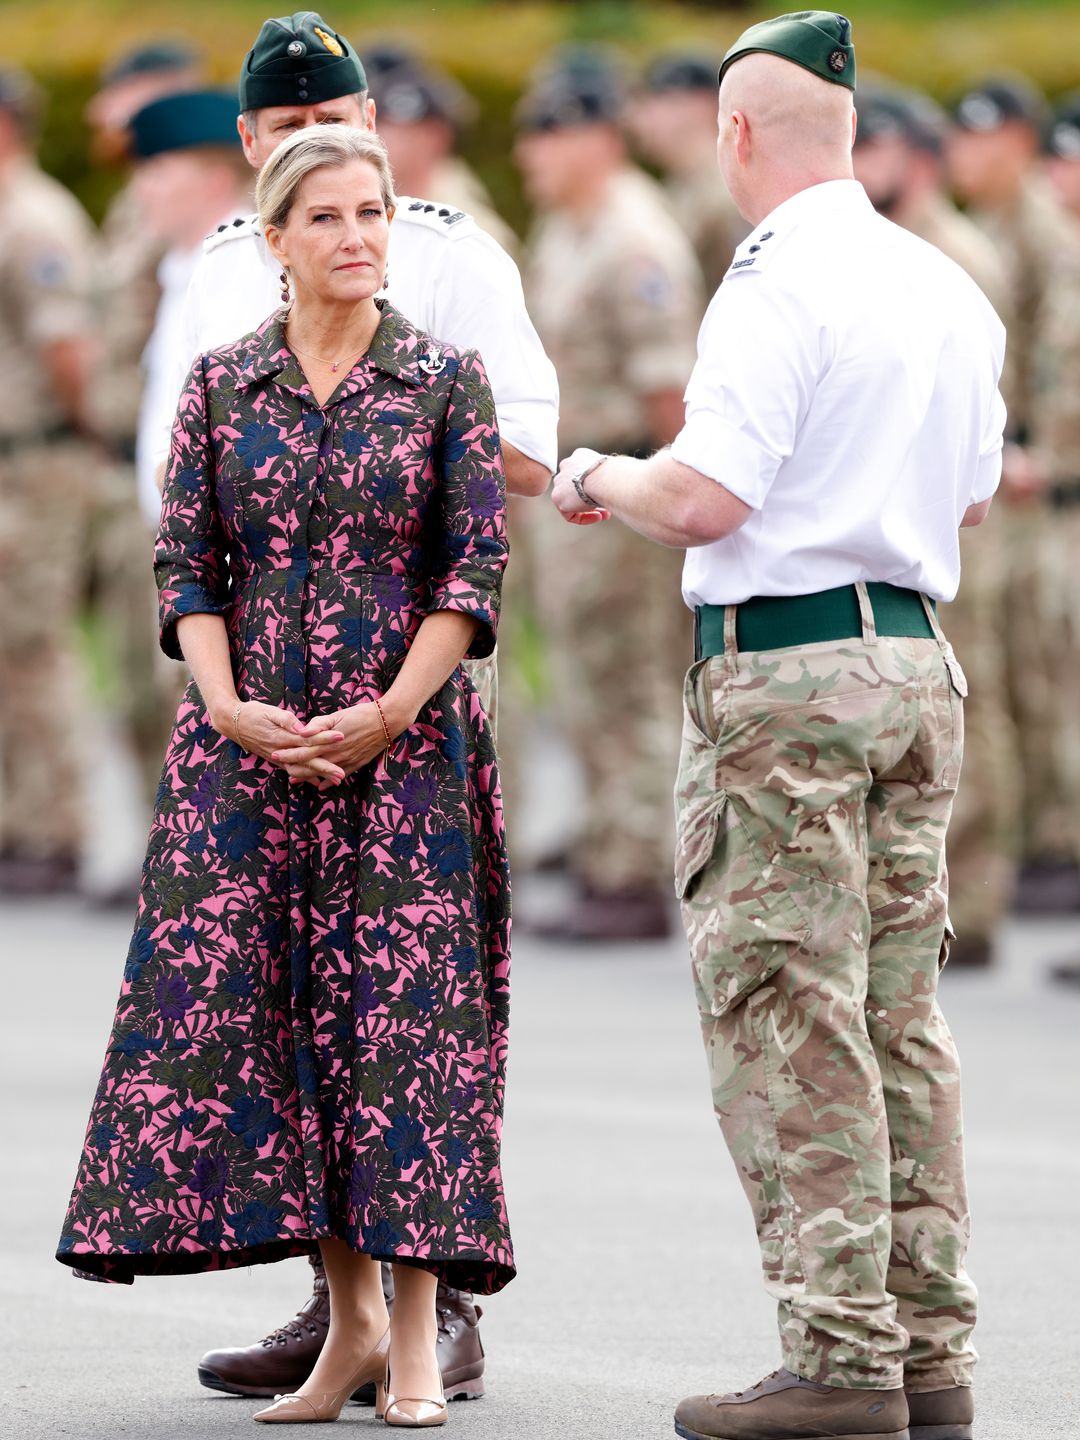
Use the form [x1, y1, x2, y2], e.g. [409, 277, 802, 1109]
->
[534, 501, 687, 891]
[463, 649, 498, 744]
[0, 443, 90, 858]
[675, 619, 976, 1390]
[86, 462, 180, 806]
[1002, 503, 1076, 860]
[940, 509, 1019, 940]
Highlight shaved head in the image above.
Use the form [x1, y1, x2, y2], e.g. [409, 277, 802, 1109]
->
[717, 53, 856, 223]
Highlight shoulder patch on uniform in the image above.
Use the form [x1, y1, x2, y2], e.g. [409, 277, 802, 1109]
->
[724, 224, 781, 281]
[204, 214, 261, 253]
[396, 195, 476, 239]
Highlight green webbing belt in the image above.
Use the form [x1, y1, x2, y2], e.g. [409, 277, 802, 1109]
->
[695, 582, 935, 659]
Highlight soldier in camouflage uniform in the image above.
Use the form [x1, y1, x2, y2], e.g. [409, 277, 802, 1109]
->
[0, 70, 98, 894]
[948, 77, 1080, 914]
[515, 53, 703, 940]
[553, 15, 1002, 1440]
[85, 44, 206, 819]
[854, 85, 1019, 967]
[629, 53, 750, 294]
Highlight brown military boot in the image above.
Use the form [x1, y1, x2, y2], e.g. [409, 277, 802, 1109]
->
[198, 1259, 486, 1403]
[906, 1384, 974, 1440]
[531, 883, 674, 941]
[674, 1368, 910, 1439]
[197, 1255, 331, 1397]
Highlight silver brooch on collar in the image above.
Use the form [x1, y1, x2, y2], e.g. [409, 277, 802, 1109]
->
[418, 347, 446, 375]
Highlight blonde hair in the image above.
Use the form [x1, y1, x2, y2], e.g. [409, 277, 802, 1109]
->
[255, 124, 397, 233]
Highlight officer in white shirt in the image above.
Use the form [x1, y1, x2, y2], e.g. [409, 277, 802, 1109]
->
[150, 13, 557, 500]
[186, 10, 556, 1410]
[552, 14, 1001, 1440]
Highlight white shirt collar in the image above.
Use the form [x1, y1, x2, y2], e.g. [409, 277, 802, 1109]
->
[754, 179, 871, 236]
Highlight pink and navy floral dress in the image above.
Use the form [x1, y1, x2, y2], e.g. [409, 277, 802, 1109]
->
[57, 302, 514, 1295]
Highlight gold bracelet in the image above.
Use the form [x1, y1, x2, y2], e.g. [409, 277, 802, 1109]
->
[231, 700, 244, 745]
[373, 696, 393, 750]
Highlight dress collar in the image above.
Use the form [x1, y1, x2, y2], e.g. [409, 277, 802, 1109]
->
[236, 299, 434, 398]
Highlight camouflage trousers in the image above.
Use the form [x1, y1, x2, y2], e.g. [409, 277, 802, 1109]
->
[532, 501, 688, 891]
[0, 441, 92, 858]
[464, 649, 497, 742]
[940, 509, 1020, 941]
[675, 607, 976, 1391]
[1001, 502, 1079, 861]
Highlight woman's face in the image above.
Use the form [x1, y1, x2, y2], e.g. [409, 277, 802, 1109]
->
[268, 158, 392, 305]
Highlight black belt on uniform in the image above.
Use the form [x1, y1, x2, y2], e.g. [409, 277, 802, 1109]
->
[695, 582, 936, 660]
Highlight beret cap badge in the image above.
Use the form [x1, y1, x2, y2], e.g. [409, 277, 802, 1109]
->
[314, 26, 344, 57]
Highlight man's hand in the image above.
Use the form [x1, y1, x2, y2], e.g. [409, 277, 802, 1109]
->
[551, 448, 612, 526]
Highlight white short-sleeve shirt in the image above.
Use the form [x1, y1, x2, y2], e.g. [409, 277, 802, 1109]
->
[150, 198, 559, 484]
[671, 180, 1007, 608]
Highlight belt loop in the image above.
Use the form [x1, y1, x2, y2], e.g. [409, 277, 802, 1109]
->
[855, 581, 878, 645]
[723, 604, 739, 670]
[919, 592, 948, 645]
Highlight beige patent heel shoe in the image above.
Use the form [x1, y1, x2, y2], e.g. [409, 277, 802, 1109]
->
[252, 1325, 390, 1423]
[383, 1359, 448, 1428]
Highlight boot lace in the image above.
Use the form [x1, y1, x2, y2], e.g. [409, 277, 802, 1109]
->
[261, 1309, 321, 1347]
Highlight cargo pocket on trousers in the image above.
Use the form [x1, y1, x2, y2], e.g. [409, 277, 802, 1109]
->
[676, 791, 812, 1019]
[938, 915, 957, 970]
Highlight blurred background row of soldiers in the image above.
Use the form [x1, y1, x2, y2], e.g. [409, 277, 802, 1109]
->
[2, 31, 1079, 976]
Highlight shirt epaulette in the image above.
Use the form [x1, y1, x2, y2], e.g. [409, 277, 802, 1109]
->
[724, 225, 781, 280]
[204, 214, 261, 254]
[396, 195, 477, 241]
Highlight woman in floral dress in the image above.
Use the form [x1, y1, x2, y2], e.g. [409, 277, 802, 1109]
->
[57, 126, 512, 1427]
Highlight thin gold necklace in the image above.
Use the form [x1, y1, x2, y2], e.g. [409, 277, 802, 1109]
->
[285, 325, 372, 374]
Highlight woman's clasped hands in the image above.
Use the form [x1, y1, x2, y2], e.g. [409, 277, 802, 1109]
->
[225, 700, 401, 790]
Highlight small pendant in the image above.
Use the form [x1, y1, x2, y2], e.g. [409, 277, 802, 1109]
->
[330, 361, 339, 373]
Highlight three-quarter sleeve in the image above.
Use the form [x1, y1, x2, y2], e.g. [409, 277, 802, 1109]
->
[426, 350, 508, 659]
[154, 356, 230, 661]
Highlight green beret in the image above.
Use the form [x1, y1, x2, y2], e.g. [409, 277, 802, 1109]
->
[239, 11, 367, 112]
[131, 91, 241, 159]
[720, 10, 856, 92]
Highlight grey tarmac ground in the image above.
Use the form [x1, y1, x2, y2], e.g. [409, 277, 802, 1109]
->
[3, 876, 1079, 1440]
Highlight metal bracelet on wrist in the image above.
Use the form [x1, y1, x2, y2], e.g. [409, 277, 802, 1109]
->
[570, 453, 611, 508]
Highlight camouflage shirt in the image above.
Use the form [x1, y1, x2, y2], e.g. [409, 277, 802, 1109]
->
[523, 167, 703, 452]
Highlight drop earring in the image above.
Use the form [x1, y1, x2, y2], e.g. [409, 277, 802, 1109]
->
[279, 269, 291, 304]
[381, 264, 389, 292]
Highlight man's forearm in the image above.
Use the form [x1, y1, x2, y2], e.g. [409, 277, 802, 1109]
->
[501, 439, 551, 498]
[585, 452, 752, 548]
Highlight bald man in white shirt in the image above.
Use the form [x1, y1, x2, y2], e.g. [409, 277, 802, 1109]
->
[551, 14, 999, 1440]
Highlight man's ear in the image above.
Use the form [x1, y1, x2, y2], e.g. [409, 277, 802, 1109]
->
[364, 96, 377, 132]
[732, 109, 751, 167]
[237, 112, 259, 170]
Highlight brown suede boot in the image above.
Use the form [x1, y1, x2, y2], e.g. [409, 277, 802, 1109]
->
[906, 1385, 974, 1440]
[674, 1368, 910, 1440]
